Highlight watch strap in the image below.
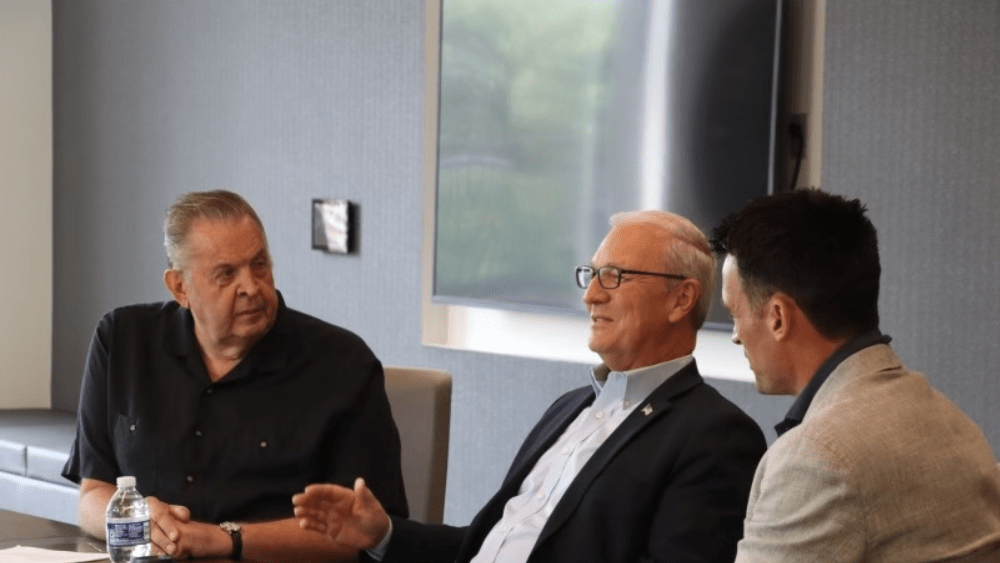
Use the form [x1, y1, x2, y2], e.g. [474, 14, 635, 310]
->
[220, 522, 242, 561]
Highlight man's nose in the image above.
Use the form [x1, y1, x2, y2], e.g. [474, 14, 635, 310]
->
[582, 277, 607, 306]
[236, 268, 261, 297]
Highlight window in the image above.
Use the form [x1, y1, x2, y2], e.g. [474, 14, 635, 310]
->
[432, 0, 783, 330]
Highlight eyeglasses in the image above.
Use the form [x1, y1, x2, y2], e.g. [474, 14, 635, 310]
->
[575, 265, 687, 290]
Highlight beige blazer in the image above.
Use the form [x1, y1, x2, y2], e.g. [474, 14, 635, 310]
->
[736, 344, 1000, 563]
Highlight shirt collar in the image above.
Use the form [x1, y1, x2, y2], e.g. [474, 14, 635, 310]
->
[590, 355, 693, 409]
[774, 328, 892, 437]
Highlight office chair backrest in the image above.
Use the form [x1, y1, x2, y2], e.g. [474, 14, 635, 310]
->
[383, 366, 452, 524]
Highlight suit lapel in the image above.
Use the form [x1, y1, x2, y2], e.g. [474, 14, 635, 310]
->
[534, 362, 704, 545]
[501, 387, 596, 491]
[459, 387, 596, 562]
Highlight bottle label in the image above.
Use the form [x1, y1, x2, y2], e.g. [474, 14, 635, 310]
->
[107, 518, 151, 547]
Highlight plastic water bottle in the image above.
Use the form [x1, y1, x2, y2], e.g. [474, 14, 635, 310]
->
[105, 476, 152, 563]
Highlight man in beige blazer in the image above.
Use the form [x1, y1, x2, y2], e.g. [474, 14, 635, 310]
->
[711, 188, 1000, 562]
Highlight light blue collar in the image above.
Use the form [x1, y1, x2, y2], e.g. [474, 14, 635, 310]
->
[590, 355, 693, 409]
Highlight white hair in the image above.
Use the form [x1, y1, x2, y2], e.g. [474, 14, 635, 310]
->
[610, 210, 717, 329]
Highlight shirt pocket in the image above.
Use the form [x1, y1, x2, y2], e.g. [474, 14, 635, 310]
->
[111, 414, 161, 494]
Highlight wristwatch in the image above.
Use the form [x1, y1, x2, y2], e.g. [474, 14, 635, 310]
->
[219, 521, 242, 561]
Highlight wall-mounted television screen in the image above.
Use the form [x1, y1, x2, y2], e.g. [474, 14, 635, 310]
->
[434, 0, 784, 330]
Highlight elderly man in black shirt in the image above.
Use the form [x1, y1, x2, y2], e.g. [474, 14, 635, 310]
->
[62, 190, 407, 562]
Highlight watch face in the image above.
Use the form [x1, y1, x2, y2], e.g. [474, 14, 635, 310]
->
[220, 522, 241, 533]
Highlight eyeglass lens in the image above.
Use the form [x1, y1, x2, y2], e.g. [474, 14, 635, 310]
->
[576, 266, 620, 289]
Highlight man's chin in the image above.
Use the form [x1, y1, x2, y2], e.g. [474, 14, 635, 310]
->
[751, 374, 782, 396]
[587, 337, 609, 357]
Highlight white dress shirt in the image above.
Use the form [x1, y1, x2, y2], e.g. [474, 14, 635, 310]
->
[469, 355, 692, 563]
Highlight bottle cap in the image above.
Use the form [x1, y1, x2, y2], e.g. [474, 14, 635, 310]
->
[116, 476, 137, 488]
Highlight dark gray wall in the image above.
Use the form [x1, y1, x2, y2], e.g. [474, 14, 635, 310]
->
[51, 0, 999, 525]
[823, 0, 1000, 448]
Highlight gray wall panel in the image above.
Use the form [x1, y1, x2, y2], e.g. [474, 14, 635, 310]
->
[823, 1, 1000, 447]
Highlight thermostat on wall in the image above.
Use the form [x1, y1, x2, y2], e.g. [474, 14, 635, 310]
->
[312, 199, 355, 254]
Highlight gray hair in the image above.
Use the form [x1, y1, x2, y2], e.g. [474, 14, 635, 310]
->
[164, 190, 269, 270]
[610, 210, 716, 329]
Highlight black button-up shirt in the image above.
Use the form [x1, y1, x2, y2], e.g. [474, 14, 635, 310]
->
[63, 293, 408, 523]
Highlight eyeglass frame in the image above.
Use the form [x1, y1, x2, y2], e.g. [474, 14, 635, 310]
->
[575, 265, 687, 290]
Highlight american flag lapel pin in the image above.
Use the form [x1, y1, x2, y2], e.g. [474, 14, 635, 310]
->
[641, 404, 654, 416]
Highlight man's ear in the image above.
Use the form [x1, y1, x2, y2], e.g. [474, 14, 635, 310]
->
[667, 279, 700, 324]
[767, 293, 796, 340]
[164, 269, 189, 308]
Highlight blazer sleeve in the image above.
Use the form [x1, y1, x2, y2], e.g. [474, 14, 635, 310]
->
[735, 434, 864, 563]
[378, 515, 468, 563]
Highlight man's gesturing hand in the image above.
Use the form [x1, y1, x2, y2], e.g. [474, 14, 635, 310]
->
[292, 477, 390, 551]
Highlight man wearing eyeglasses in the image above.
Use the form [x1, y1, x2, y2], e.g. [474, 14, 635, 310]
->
[293, 210, 767, 563]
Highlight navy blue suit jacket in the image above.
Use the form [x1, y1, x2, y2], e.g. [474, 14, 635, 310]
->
[381, 361, 766, 563]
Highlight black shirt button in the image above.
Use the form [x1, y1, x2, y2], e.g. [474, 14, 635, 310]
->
[186, 475, 195, 483]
